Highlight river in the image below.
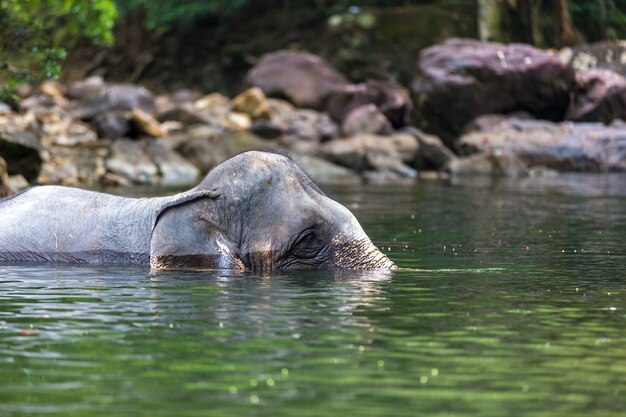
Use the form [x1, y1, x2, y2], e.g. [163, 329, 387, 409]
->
[1, 174, 625, 416]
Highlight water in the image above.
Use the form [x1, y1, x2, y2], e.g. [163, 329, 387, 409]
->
[1, 174, 625, 417]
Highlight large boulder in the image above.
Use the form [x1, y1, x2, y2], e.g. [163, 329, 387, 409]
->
[457, 118, 626, 172]
[567, 69, 626, 124]
[246, 50, 349, 109]
[411, 38, 575, 144]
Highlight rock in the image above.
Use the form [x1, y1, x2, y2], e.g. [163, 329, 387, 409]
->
[157, 105, 209, 126]
[71, 83, 157, 119]
[0, 103, 11, 114]
[38, 80, 67, 106]
[38, 144, 108, 186]
[66, 76, 105, 101]
[387, 132, 420, 163]
[131, 108, 164, 137]
[402, 127, 456, 170]
[457, 119, 626, 172]
[319, 133, 416, 178]
[411, 38, 575, 144]
[144, 140, 200, 185]
[19, 94, 58, 115]
[326, 79, 412, 127]
[463, 111, 535, 134]
[0, 130, 44, 181]
[8, 175, 29, 192]
[444, 151, 529, 177]
[175, 130, 269, 174]
[249, 119, 284, 139]
[269, 100, 338, 146]
[289, 154, 360, 184]
[0, 156, 12, 197]
[105, 139, 158, 184]
[194, 93, 230, 111]
[51, 120, 98, 146]
[225, 112, 252, 130]
[246, 50, 349, 108]
[231, 87, 271, 120]
[567, 69, 626, 124]
[558, 41, 626, 76]
[92, 111, 131, 139]
[99, 172, 130, 187]
[341, 104, 393, 136]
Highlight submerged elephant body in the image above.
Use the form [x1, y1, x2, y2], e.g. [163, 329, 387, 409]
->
[0, 151, 395, 271]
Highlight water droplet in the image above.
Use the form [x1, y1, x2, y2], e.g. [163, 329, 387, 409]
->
[377, 360, 385, 368]
[358, 345, 365, 353]
[228, 386, 237, 394]
[266, 378, 275, 387]
[249, 379, 258, 387]
[250, 395, 260, 404]
[420, 376, 428, 384]
[431, 368, 439, 377]
[281, 368, 289, 376]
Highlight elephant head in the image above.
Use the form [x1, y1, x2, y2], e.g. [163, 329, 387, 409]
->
[150, 151, 396, 271]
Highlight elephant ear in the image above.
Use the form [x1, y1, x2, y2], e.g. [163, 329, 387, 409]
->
[149, 189, 243, 271]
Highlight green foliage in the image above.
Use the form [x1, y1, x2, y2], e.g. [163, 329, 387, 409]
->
[0, 0, 118, 100]
[116, 0, 248, 31]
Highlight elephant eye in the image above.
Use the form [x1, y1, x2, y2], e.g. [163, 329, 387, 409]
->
[291, 231, 323, 259]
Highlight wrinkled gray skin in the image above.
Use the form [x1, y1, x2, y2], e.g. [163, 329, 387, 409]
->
[0, 151, 395, 271]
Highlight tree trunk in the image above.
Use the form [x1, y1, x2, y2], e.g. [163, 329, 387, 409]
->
[554, 0, 576, 46]
[478, 0, 502, 41]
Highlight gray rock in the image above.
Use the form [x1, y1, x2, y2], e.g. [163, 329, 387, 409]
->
[92, 111, 131, 139]
[71, 84, 157, 119]
[105, 139, 158, 184]
[175, 130, 269, 174]
[38, 144, 108, 186]
[319, 133, 416, 178]
[144, 140, 200, 185]
[341, 104, 393, 136]
[402, 127, 457, 170]
[457, 119, 626, 172]
[290, 154, 360, 184]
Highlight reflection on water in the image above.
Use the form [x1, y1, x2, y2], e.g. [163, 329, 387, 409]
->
[1, 174, 625, 417]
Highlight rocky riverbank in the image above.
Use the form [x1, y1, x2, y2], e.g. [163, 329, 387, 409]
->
[1, 39, 625, 197]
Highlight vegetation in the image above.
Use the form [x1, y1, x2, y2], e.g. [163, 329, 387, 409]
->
[0, 0, 117, 100]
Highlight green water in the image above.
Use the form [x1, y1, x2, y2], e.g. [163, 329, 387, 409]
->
[1, 174, 625, 416]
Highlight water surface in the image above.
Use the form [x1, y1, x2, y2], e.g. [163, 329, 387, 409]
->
[1, 174, 625, 416]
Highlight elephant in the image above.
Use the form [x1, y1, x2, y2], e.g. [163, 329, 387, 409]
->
[0, 151, 396, 271]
